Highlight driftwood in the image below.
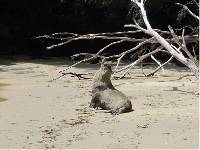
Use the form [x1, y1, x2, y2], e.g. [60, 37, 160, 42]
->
[127, 0, 199, 78]
[35, 1, 199, 80]
[49, 72, 93, 82]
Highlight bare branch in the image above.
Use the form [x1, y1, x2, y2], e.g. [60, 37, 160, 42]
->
[61, 72, 92, 80]
[168, 25, 198, 66]
[151, 55, 165, 75]
[52, 32, 78, 36]
[110, 38, 154, 76]
[191, 0, 199, 7]
[45, 35, 147, 50]
[182, 28, 186, 48]
[113, 46, 164, 79]
[49, 72, 93, 82]
[146, 56, 174, 77]
[176, 3, 200, 21]
[116, 38, 154, 59]
[58, 54, 99, 74]
[97, 39, 125, 55]
[132, 19, 149, 33]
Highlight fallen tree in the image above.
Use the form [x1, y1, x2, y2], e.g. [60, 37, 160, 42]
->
[35, 0, 199, 80]
[125, 0, 199, 78]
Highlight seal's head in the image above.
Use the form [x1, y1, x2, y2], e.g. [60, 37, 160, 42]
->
[101, 63, 112, 72]
[92, 60, 115, 92]
[100, 62, 113, 78]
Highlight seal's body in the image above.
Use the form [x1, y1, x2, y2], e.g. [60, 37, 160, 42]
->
[90, 63, 132, 114]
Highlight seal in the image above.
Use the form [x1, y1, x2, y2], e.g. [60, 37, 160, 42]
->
[90, 62, 133, 115]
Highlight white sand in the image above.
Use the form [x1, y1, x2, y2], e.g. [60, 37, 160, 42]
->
[0, 57, 198, 149]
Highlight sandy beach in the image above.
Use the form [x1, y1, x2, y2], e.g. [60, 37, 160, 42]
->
[0, 57, 198, 149]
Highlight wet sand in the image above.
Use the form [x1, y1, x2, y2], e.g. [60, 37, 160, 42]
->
[0, 57, 198, 149]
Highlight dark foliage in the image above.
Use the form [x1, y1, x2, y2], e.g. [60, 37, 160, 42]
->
[0, 0, 198, 56]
